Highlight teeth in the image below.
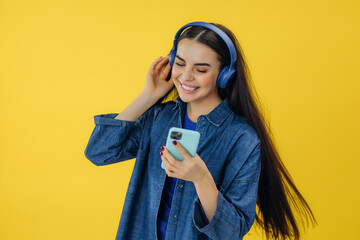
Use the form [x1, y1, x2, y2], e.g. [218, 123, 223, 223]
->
[181, 83, 197, 91]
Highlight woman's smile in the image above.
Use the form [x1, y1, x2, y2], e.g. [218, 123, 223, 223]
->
[179, 81, 200, 94]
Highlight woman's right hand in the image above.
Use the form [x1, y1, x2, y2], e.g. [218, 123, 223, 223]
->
[143, 55, 174, 100]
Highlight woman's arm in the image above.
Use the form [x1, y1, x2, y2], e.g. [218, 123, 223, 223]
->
[115, 55, 173, 122]
[193, 170, 219, 222]
[192, 142, 262, 240]
[114, 91, 159, 122]
[84, 56, 174, 166]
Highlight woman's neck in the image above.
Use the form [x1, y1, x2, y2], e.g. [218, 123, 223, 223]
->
[186, 95, 223, 123]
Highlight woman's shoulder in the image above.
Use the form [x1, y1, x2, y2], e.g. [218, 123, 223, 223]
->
[214, 98, 259, 143]
[141, 100, 178, 122]
[226, 113, 261, 146]
[152, 100, 178, 113]
[145, 99, 177, 113]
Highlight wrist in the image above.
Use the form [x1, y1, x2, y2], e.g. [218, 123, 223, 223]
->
[194, 169, 212, 187]
[139, 90, 159, 105]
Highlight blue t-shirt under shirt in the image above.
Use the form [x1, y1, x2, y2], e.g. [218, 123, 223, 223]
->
[157, 104, 197, 240]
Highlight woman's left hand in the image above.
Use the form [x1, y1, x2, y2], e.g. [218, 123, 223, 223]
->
[160, 140, 209, 184]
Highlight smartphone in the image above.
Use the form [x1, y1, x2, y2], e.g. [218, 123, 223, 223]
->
[161, 127, 200, 169]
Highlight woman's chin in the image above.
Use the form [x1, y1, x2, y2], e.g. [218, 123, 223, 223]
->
[178, 93, 197, 103]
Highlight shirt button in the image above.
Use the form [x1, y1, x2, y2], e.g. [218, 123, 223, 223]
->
[179, 184, 183, 188]
[173, 214, 178, 218]
[200, 116, 205, 121]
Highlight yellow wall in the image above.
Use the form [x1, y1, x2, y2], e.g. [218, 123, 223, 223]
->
[1, 0, 359, 239]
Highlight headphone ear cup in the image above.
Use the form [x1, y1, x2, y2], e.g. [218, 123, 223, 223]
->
[169, 48, 176, 67]
[217, 66, 229, 88]
[217, 66, 236, 88]
[225, 68, 236, 85]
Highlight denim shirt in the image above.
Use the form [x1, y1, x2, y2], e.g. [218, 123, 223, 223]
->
[84, 97, 261, 240]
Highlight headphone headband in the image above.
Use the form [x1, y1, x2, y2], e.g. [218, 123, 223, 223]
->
[169, 21, 237, 88]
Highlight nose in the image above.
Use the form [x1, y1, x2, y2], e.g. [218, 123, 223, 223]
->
[178, 67, 194, 82]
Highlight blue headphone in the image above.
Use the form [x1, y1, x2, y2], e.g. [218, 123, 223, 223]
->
[169, 21, 237, 89]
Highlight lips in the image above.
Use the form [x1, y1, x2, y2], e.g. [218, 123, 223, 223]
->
[179, 81, 200, 94]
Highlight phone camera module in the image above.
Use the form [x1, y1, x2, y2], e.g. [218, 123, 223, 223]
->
[170, 131, 182, 140]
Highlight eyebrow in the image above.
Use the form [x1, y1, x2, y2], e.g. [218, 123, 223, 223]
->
[175, 55, 211, 67]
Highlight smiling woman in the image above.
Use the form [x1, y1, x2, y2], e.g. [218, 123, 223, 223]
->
[84, 21, 317, 240]
[171, 38, 224, 122]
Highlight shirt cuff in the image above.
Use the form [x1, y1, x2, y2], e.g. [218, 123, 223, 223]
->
[193, 189, 226, 237]
[94, 113, 136, 127]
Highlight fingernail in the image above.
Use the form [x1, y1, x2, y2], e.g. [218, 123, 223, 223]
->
[161, 146, 164, 151]
[172, 140, 177, 145]
[160, 151, 163, 156]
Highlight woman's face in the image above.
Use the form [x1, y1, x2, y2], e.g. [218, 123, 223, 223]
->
[172, 38, 222, 105]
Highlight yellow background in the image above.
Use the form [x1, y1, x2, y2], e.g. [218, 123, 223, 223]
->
[1, 0, 359, 239]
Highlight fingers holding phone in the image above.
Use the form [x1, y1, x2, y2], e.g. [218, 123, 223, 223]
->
[160, 128, 210, 183]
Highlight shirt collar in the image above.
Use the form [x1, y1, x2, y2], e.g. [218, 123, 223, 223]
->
[171, 96, 232, 127]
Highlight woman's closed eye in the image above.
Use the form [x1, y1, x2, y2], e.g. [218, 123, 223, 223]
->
[175, 62, 207, 73]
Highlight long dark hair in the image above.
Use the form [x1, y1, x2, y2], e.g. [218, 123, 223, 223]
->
[159, 22, 317, 239]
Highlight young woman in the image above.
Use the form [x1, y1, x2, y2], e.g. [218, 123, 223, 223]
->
[84, 21, 316, 240]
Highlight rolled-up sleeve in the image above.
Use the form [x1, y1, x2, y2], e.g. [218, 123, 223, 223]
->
[193, 142, 261, 239]
[84, 104, 160, 166]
